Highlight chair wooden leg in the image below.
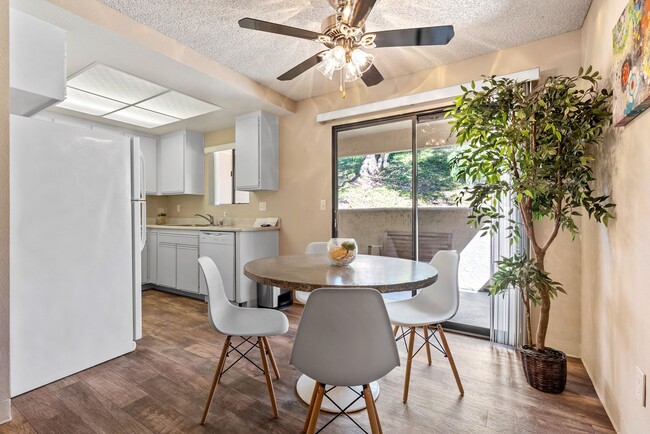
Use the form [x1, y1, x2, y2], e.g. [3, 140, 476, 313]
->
[393, 325, 399, 337]
[423, 325, 432, 366]
[362, 385, 380, 434]
[258, 337, 279, 418]
[201, 335, 231, 424]
[262, 336, 281, 380]
[403, 327, 416, 403]
[303, 380, 321, 433]
[306, 383, 325, 434]
[369, 387, 383, 434]
[437, 324, 464, 396]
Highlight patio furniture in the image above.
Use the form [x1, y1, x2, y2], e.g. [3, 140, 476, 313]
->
[368, 231, 453, 263]
[385, 250, 464, 402]
[291, 287, 400, 434]
[198, 256, 289, 423]
[295, 241, 329, 305]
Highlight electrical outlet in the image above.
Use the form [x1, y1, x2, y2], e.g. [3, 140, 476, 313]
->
[176, 204, 181, 213]
[259, 201, 266, 211]
[636, 367, 646, 407]
[320, 199, 327, 211]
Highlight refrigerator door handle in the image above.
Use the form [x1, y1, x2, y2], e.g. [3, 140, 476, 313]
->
[139, 150, 146, 201]
[140, 201, 146, 251]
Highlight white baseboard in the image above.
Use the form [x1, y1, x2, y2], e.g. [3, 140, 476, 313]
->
[0, 398, 11, 425]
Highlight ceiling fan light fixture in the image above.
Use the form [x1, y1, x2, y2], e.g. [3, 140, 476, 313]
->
[343, 61, 362, 82]
[350, 48, 374, 73]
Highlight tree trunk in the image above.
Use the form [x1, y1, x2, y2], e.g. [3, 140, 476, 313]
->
[534, 253, 550, 350]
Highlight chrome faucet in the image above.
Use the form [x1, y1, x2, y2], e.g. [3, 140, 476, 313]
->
[194, 213, 215, 226]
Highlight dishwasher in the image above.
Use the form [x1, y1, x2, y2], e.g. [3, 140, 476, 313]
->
[199, 232, 235, 301]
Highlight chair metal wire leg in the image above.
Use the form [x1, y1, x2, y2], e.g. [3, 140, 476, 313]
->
[258, 337, 279, 418]
[262, 336, 281, 380]
[307, 383, 325, 434]
[201, 335, 231, 424]
[403, 327, 416, 403]
[437, 324, 464, 396]
[423, 325, 432, 365]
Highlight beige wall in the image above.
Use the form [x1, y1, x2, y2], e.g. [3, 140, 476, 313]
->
[580, 1, 650, 431]
[152, 30, 585, 355]
[0, 0, 10, 424]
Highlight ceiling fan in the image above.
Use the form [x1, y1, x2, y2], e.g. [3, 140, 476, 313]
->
[238, 0, 454, 97]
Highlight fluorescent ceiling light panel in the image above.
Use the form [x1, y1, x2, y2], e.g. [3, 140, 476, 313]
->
[68, 63, 167, 104]
[56, 87, 128, 116]
[104, 106, 178, 129]
[137, 91, 221, 119]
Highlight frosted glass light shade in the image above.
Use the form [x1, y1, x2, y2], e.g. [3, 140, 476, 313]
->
[57, 87, 127, 116]
[351, 49, 374, 73]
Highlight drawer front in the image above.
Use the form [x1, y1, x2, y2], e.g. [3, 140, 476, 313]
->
[158, 231, 199, 247]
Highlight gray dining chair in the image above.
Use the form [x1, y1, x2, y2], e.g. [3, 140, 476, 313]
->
[198, 256, 289, 423]
[291, 287, 400, 434]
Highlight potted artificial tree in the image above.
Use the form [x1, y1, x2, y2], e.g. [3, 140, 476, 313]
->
[448, 67, 615, 393]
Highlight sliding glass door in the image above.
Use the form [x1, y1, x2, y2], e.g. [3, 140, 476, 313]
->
[333, 109, 492, 335]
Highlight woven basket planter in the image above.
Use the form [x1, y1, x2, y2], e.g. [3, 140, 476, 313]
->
[519, 345, 567, 394]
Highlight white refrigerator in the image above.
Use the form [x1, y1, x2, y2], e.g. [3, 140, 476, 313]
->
[9, 114, 145, 396]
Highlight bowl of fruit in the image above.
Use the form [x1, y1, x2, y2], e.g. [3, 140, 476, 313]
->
[327, 238, 358, 266]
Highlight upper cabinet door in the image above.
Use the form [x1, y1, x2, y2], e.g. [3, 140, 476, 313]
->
[140, 137, 158, 195]
[159, 133, 185, 194]
[235, 111, 278, 191]
[10, 9, 66, 116]
[235, 114, 260, 190]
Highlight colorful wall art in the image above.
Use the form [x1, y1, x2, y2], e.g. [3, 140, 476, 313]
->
[612, 0, 650, 126]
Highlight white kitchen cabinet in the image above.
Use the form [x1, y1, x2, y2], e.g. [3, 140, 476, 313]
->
[235, 111, 278, 191]
[157, 243, 177, 288]
[155, 231, 199, 293]
[159, 130, 204, 195]
[148, 230, 158, 284]
[10, 9, 66, 116]
[140, 137, 158, 195]
[176, 246, 199, 293]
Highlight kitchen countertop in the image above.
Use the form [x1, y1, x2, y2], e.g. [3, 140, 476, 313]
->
[146, 224, 279, 232]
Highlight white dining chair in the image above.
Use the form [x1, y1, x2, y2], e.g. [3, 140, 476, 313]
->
[385, 250, 464, 403]
[198, 256, 289, 423]
[294, 241, 329, 305]
[291, 287, 400, 434]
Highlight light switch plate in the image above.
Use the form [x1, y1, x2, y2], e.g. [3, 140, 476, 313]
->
[636, 367, 646, 407]
[320, 199, 326, 211]
[176, 204, 181, 213]
[259, 201, 266, 211]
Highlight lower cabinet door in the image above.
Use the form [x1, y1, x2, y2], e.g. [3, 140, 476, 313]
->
[157, 242, 177, 288]
[148, 231, 158, 284]
[176, 245, 199, 293]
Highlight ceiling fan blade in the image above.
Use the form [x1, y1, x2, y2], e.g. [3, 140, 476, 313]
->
[239, 17, 321, 41]
[277, 53, 323, 81]
[349, 0, 377, 28]
[361, 64, 383, 87]
[373, 25, 455, 47]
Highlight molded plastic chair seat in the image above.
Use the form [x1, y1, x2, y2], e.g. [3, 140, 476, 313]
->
[385, 298, 450, 327]
[385, 250, 464, 403]
[291, 288, 399, 434]
[215, 306, 289, 337]
[198, 256, 289, 424]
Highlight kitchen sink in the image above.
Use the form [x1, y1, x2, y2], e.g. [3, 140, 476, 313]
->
[175, 224, 211, 227]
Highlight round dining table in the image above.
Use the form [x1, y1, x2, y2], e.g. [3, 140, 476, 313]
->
[244, 253, 438, 413]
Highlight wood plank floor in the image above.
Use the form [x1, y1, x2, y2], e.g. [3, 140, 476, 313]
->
[2, 290, 613, 433]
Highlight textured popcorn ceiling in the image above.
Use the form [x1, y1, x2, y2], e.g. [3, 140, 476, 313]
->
[97, 0, 592, 101]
